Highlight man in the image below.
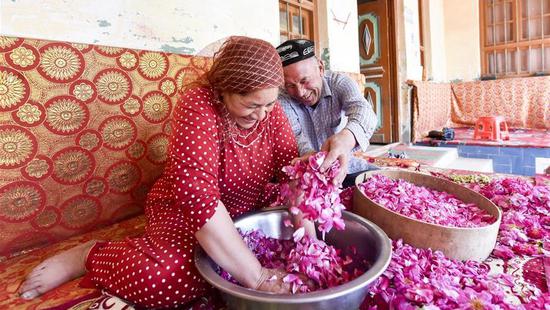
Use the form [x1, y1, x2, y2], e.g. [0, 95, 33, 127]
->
[276, 39, 378, 187]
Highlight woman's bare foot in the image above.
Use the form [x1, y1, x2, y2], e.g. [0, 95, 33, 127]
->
[18, 240, 96, 300]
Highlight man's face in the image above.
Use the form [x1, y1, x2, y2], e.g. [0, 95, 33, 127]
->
[282, 57, 324, 106]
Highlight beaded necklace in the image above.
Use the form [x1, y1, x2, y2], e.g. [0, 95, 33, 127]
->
[219, 102, 268, 148]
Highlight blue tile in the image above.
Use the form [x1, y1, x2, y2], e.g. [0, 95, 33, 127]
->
[466, 154, 492, 159]
[459, 145, 480, 154]
[494, 164, 512, 174]
[478, 146, 500, 155]
[492, 155, 513, 165]
[478, 154, 494, 159]
[513, 156, 533, 167]
[499, 147, 524, 156]
[521, 166, 536, 176]
[523, 148, 550, 162]
[511, 166, 525, 175]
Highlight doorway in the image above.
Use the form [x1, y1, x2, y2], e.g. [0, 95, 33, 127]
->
[358, 0, 398, 143]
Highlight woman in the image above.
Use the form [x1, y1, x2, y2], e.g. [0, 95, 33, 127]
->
[19, 36, 302, 308]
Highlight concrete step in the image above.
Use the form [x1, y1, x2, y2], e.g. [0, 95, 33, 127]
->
[535, 157, 550, 174]
[365, 143, 494, 173]
[444, 157, 494, 173]
[366, 144, 459, 168]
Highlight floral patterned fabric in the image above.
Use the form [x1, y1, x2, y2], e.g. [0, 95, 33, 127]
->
[451, 76, 550, 129]
[0, 35, 210, 259]
[0, 215, 145, 309]
[410, 80, 452, 142]
[411, 77, 550, 142]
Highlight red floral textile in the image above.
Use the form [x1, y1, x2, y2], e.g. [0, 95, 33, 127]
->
[410, 81, 452, 142]
[0, 35, 210, 259]
[0, 215, 145, 309]
[451, 76, 550, 129]
[410, 77, 550, 142]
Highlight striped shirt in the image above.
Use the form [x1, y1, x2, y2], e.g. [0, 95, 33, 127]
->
[279, 71, 378, 174]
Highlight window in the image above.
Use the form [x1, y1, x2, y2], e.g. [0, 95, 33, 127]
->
[480, 0, 550, 77]
[279, 0, 316, 42]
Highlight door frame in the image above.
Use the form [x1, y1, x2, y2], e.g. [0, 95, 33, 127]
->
[358, 0, 400, 144]
[388, 0, 399, 143]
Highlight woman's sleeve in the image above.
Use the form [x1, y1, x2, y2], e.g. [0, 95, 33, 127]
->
[170, 90, 221, 233]
[270, 103, 299, 182]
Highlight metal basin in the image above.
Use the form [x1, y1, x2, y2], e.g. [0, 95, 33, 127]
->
[194, 208, 392, 310]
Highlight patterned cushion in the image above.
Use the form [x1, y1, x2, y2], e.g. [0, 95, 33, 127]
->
[0, 36, 210, 259]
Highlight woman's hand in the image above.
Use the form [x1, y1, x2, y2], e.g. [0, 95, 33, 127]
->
[195, 202, 265, 289]
[255, 267, 314, 294]
[255, 267, 292, 294]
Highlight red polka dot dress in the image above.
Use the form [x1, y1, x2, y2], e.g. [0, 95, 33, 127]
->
[80, 87, 298, 309]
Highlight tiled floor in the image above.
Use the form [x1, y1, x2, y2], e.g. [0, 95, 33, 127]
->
[444, 157, 493, 173]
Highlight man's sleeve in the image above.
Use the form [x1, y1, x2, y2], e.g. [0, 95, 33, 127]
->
[335, 74, 378, 151]
[278, 94, 316, 155]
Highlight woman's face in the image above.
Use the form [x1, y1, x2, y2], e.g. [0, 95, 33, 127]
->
[222, 87, 279, 129]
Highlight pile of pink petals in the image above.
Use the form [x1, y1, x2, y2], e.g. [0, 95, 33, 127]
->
[339, 186, 354, 211]
[360, 176, 550, 309]
[221, 229, 365, 294]
[359, 174, 496, 227]
[363, 239, 518, 310]
[471, 177, 550, 259]
[277, 152, 346, 237]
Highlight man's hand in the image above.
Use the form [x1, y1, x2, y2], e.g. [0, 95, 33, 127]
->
[290, 151, 316, 165]
[287, 181, 317, 238]
[320, 129, 356, 185]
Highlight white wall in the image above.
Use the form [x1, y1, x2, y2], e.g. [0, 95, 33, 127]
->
[322, 0, 360, 73]
[423, 0, 448, 81]
[0, 0, 361, 72]
[395, 0, 438, 142]
[402, 0, 423, 81]
[421, 0, 481, 81]
[0, 0, 280, 54]
[443, 0, 480, 81]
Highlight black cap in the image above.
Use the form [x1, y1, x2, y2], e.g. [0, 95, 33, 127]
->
[276, 39, 315, 67]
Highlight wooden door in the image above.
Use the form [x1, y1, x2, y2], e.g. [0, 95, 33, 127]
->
[358, 0, 396, 143]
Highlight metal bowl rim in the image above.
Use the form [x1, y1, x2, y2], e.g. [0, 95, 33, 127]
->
[194, 209, 392, 304]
